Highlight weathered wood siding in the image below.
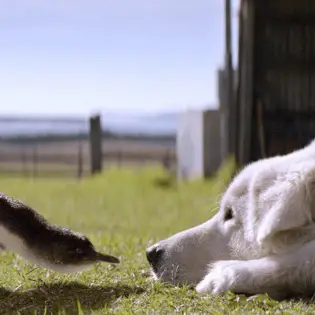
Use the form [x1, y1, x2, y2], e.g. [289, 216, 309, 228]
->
[237, 0, 315, 165]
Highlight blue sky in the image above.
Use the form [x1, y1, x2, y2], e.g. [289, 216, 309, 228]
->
[0, 0, 239, 117]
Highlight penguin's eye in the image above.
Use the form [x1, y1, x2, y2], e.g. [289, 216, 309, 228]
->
[68, 248, 84, 255]
[75, 248, 84, 254]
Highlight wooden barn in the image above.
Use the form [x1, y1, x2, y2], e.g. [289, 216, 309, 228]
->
[236, 0, 315, 166]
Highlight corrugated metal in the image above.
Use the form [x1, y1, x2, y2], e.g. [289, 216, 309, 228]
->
[237, 0, 315, 164]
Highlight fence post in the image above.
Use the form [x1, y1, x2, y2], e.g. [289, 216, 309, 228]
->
[118, 150, 122, 168]
[89, 114, 103, 174]
[20, 147, 27, 176]
[77, 139, 83, 179]
[162, 149, 171, 172]
[32, 146, 38, 178]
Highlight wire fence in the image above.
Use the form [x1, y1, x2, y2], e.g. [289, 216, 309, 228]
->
[0, 115, 176, 178]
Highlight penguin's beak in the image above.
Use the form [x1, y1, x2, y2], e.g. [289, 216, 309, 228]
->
[95, 252, 120, 264]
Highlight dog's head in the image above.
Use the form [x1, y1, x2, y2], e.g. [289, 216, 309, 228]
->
[146, 141, 315, 286]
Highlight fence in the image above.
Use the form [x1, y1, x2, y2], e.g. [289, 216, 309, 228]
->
[0, 115, 176, 178]
[0, 140, 85, 178]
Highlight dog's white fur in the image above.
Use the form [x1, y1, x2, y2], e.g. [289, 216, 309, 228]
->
[148, 139, 315, 300]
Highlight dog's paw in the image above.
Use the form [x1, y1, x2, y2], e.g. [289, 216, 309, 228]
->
[196, 260, 247, 295]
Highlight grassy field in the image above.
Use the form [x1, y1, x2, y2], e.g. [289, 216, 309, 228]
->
[0, 162, 313, 314]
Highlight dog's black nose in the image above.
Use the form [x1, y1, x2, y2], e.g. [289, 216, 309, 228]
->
[146, 244, 164, 266]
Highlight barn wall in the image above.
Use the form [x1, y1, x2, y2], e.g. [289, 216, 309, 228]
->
[237, 0, 315, 165]
[253, 0, 315, 160]
[237, 0, 255, 166]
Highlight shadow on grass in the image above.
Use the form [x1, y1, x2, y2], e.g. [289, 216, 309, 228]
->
[0, 282, 145, 314]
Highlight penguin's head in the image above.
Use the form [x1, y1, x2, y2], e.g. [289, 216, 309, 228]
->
[33, 227, 119, 273]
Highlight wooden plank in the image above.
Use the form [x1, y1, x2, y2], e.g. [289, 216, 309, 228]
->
[238, 0, 255, 165]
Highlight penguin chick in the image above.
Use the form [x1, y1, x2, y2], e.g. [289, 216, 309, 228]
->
[0, 192, 119, 273]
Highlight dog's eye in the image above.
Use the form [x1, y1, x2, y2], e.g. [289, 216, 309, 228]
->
[224, 207, 233, 221]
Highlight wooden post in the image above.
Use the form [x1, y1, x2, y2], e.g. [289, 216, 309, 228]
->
[21, 147, 27, 176]
[162, 149, 171, 172]
[257, 100, 266, 158]
[89, 114, 103, 174]
[225, 0, 235, 155]
[77, 139, 83, 179]
[32, 146, 37, 178]
[118, 150, 122, 168]
[238, 0, 254, 167]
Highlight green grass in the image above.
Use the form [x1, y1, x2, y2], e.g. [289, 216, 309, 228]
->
[0, 160, 313, 314]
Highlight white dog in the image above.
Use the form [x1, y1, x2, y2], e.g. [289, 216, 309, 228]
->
[146, 139, 315, 300]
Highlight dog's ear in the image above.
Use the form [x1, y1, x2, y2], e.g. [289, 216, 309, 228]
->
[256, 172, 314, 245]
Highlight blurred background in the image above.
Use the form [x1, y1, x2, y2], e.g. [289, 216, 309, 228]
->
[0, 0, 239, 179]
[1, 0, 313, 180]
